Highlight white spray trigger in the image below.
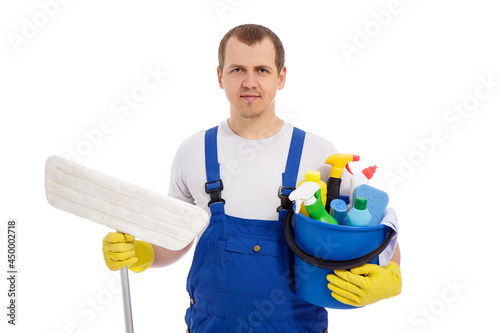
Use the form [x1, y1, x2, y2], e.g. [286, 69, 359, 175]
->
[289, 182, 320, 214]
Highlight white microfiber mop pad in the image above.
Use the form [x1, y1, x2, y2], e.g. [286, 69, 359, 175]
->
[45, 155, 209, 250]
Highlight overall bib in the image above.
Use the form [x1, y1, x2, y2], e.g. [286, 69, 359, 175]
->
[185, 126, 328, 332]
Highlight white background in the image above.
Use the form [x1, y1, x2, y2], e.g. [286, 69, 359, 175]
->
[1, 0, 499, 332]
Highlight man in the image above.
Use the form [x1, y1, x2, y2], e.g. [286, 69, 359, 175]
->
[102, 24, 401, 332]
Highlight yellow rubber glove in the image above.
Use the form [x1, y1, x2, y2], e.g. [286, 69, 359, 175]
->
[128, 239, 155, 273]
[102, 232, 155, 273]
[326, 261, 402, 307]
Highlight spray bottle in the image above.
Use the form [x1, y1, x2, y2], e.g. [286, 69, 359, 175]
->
[289, 182, 338, 225]
[297, 170, 327, 216]
[324, 153, 360, 210]
[348, 165, 377, 210]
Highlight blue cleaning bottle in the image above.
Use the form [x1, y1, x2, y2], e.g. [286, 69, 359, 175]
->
[329, 199, 348, 225]
[346, 197, 371, 227]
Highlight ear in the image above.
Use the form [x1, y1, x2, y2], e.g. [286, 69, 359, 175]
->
[217, 66, 224, 89]
[278, 66, 287, 90]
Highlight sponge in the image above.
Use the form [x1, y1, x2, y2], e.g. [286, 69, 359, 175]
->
[352, 184, 389, 226]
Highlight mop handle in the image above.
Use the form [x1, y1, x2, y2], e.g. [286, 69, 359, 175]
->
[120, 267, 134, 333]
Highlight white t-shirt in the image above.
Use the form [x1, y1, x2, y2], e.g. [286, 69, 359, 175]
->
[168, 120, 398, 265]
[168, 120, 341, 219]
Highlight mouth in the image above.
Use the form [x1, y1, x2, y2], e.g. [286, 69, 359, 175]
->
[240, 93, 260, 102]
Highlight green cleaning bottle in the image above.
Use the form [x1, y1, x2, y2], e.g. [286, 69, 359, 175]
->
[289, 182, 338, 225]
[297, 170, 327, 216]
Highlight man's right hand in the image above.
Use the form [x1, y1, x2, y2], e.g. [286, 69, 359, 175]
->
[102, 232, 138, 271]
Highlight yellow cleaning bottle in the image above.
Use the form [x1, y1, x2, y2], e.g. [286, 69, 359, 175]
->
[297, 170, 327, 216]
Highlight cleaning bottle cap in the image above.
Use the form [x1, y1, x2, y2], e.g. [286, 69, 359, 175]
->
[331, 199, 348, 223]
[289, 182, 320, 214]
[304, 170, 321, 182]
[330, 198, 347, 214]
[362, 165, 377, 180]
[354, 197, 368, 210]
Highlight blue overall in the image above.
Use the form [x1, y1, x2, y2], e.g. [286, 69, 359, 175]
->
[185, 126, 328, 332]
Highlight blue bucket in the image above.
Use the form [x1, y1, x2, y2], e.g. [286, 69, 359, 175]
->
[284, 203, 394, 309]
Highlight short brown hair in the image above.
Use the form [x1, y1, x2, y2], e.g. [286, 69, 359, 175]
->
[218, 24, 285, 74]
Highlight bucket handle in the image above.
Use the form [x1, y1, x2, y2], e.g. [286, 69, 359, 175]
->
[283, 206, 395, 270]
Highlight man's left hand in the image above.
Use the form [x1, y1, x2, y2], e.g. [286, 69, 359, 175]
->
[326, 261, 402, 307]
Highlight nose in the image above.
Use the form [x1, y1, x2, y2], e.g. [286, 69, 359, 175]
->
[242, 72, 258, 89]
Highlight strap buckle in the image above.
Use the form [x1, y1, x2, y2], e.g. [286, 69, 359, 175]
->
[276, 185, 295, 212]
[205, 179, 225, 207]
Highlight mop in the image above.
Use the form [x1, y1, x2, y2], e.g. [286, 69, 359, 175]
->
[44, 155, 209, 332]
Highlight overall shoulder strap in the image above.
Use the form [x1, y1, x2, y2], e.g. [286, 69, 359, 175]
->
[204, 126, 225, 211]
[278, 127, 306, 220]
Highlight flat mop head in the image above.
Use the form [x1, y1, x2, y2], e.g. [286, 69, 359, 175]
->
[45, 155, 209, 250]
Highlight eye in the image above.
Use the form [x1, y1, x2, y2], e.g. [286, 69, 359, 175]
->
[258, 68, 269, 74]
[232, 68, 242, 73]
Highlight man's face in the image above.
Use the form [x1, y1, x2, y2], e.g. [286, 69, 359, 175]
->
[218, 37, 286, 119]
